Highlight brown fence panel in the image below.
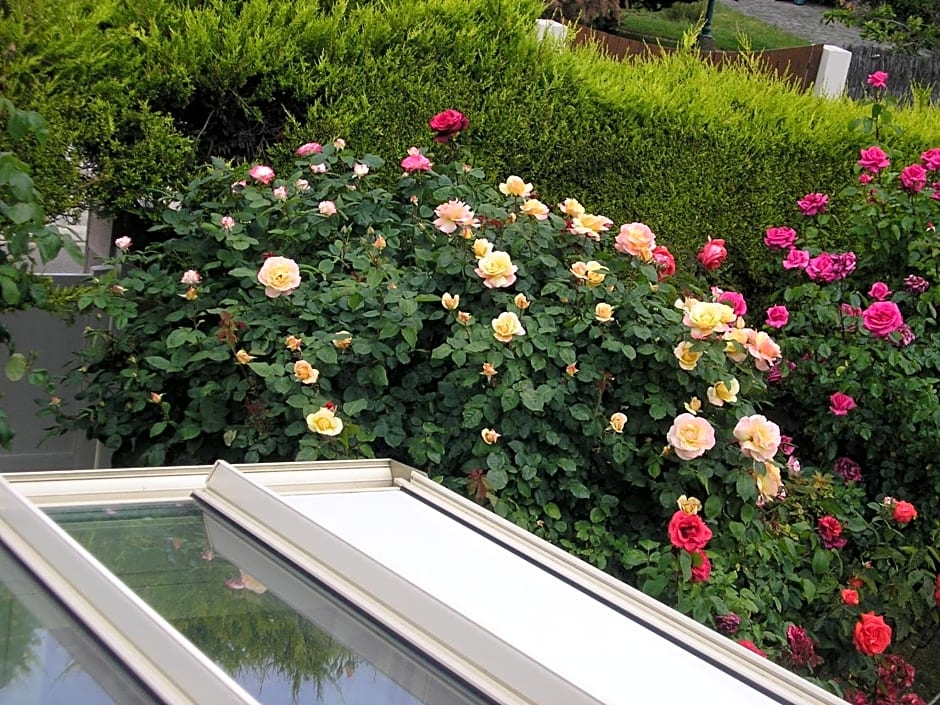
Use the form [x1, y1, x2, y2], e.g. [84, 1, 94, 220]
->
[570, 25, 824, 93]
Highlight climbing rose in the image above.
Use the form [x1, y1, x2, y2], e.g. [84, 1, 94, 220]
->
[667, 510, 712, 552]
[257, 256, 301, 298]
[900, 164, 928, 193]
[866, 71, 888, 89]
[690, 551, 711, 582]
[829, 392, 856, 416]
[797, 192, 829, 216]
[868, 281, 892, 300]
[892, 500, 917, 525]
[400, 147, 432, 173]
[862, 301, 904, 337]
[858, 146, 890, 174]
[765, 305, 789, 329]
[737, 640, 767, 658]
[853, 612, 892, 655]
[786, 625, 822, 669]
[696, 238, 727, 270]
[306, 406, 343, 436]
[715, 613, 740, 635]
[295, 142, 322, 157]
[428, 109, 469, 142]
[841, 589, 860, 605]
[764, 226, 797, 250]
[249, 165, 275, 184]
[817, 515, 847, 550]
[666, 413, 716, 460]
[651, 245, 676, 279]
[922, 148, 940, 171]
[733, 414, 781, 462]
[833, 457, 862, 482]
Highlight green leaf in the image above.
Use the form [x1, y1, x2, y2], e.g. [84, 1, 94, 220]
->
[166, 329, 191, 349]
[487, 467, 508, 490]
[812, 549, 831, 576]
[642, 576, 668, 598]
[4, 353, 27, 382]
[145, 356, 172, 371]
[704, 495, 723, 520]
[343, 398, 369, 415]
[568, 403, 592, 421]
[544, 502, 562, 520]
[149, 421, 167, 437]
[180, 424, 201, 440]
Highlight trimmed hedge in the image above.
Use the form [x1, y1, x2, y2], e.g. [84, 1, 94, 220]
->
[2, 0, 939, 287]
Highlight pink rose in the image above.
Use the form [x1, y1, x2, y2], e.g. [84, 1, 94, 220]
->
[817, 515, 847, 549]
[651, 245, 675, 279]
[867, 281, 892, 300]
[714, 288, 747, 316]
[180, 269, 201, 285]
[428, 109, 469, 143]
[697, 238, 727, 270]
[764, 226, 797, 250]
[858, 146, 890, 174]
[318, 200, 337, 217]
[797, 193, 829, 216]
[859, 173, 872, 184]
[249, 165, 275, 185]
[220, 216, 235, 230]
[900, 164, 927, 193]
[400, 147, 433, 173]
[866, 71, 888, 89]
[114, 236, 132, 251]
[806, 252, 855, 283]
[295, 142, 322, 157]
[829, 392, 856, 416]
[782, 248, 810, 270]
[667, 510, 712, 552]
[922, 148, 940, 172]
[765, 305, 789, 329]
[690, 550, 711, 582]
[862, 301, 903, 337]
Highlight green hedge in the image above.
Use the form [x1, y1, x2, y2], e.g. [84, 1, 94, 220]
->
[2, 0, 939, 287]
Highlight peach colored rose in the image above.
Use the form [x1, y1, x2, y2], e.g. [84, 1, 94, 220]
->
[373, 235, 386, 250]
[723, 327, 750, 362]
[236, 349, 254, 365]
[332, 331, 352, 350]
[285, 335, 303, 351]
[755, 462, 783, 502]
[514, 293, 530, 310]
[566, 362, 579, 376]
[746, 330, 781, 371]
[666, 413, 716, 460]
[614, 222, 657, 261]
[457, 311, 472, 325]
[684, 397, 702, 414]
[492, 312, 525, 342]
[480, 362, 497, 379]
[733, 414, 781, 462]
[433, 199, 478, 234]
[521, 199, 549, 220]
[293, 360, 320, 385]
[609, 412, 628, 433]
[481, 428, 501, 444]
[257, 256, 301, 298]
[595, 302, 615, 323]
[475, 251, 518, 289]
[306, 407, 343, 436]
[677, 495, 702, 515]
[499, 175, 533, 198]
[441, 292, 460, 310]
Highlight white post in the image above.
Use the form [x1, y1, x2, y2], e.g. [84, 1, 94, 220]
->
[814, 45, 852, 98]
[535, 19, 568, 45]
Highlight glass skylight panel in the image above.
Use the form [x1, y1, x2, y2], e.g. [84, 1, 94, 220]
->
[0, 545, 160, 705]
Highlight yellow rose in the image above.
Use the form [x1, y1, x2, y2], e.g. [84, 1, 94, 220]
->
[566, 362, 579, 376]
[480, 362, 497, 378]
[441, 292, 460, 310]
[733, 414, 781, 462]
[521, 198, 549, 220]
[570, 213, 613, 240]
[673, 341, 702, 371]
[682, 301, 736, 339]
[570, 261, 589, 279]
[595, 302, 615, 323]
[755, 462, 783, 502]
[684, 397, 702, 414]
[475, 251, 518, 289]
[284, 335, 303, 351]
[293, 360, 320, 385]
[472, 238, 494, 259]
[332, 331, 353, 350]
[723, 327, 749, 362]
[306, 406, 344, 436]
[257, 256, 301, 298]
[235, 349, 254, 365]
[492, 312, 526, 343]
[457, 311, 472, 325]
[707, 378, 740, 406]
[498, 175, 533, 198]
[514, 293, 530, 310]
[481, 428, 501, 444]
[584, 261, 607, 287]
[609, 412, 628, 433]
[557, 198, 585, 217]
[676, 494, 702, 515]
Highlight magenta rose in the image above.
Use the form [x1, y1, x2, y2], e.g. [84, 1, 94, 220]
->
[806, 251, 855, 283]
[829, 392, 856, 416]
[714, 289, 747, 316]
[858, 146, 890, 174]
[764, 226, 797, 250]
[922, 148, 940, 172]
[765, 305, 789, 329]
[817, 515, 847, 549]
[782, 248, 810, 270]
[859, 173, 873, 184]
[900, 164, 927, 193]
[866, 71, 888, 89]
[428, 109, 469, 143]
[697, 238, 727, 270]
[862, 301, 904, 337]
[797, 193, 829, 216]
[867, 281, 892, 300]
[651, 245, 676, 279]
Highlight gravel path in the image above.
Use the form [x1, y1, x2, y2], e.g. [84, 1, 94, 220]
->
[715, 0, 888, 49]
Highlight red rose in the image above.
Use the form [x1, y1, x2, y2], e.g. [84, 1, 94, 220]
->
[690, 550, 711, 582]
[848, 575, 864, 589]
[428, 109, 469, 143]
[667, 510, 713, 552]
[696, 238, 727, 270]
[841, 588, 860, 605]
[736, 639, 767, 658]
[853, 612, 892, 655]
[892, 500, 917, 525]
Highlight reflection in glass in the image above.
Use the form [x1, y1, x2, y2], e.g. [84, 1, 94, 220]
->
[49, 502, 493, 705]
[0, 544, 158, 705]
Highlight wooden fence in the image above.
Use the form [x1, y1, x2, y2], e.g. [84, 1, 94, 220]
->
[571, 25, 825, 93]
[844, 45, 939, 103]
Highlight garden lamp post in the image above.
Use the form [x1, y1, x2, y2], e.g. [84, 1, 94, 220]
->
[698, 0, 718, 50]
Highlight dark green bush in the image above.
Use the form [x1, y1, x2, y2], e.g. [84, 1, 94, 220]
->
[2, 0, 940, 289]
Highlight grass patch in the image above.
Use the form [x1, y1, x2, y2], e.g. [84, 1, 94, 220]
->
[620, 2, 808, 50]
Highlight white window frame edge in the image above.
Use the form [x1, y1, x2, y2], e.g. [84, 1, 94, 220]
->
[195, 460, 607, 705]
[0, 474, 263, 705]
[396, 472, 848, 705]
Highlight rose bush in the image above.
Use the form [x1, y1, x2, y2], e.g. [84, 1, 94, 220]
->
[52, 110, 939, 702]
